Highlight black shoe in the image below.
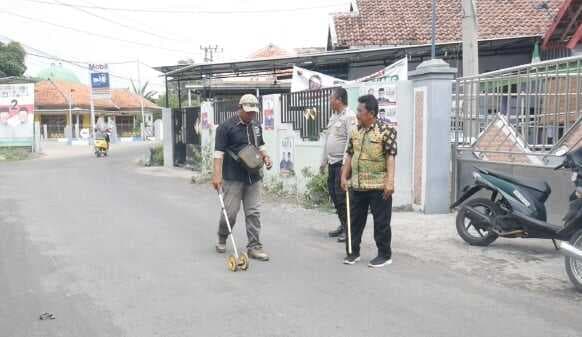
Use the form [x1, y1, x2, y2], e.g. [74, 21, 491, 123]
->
[337, 231, 346, 242]
[328, 226, 343, 238]
[368, 255, 392, 268]
[343, 254, 360, 265]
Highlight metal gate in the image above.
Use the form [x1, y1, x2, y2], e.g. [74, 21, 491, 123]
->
[451, 55, 582, 221]
[211, 87, 336, 141]
[171, 107, 201, 166]
[280, 87, 336, 140]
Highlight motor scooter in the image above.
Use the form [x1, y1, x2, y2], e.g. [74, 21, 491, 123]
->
[451, 147, 582, 291]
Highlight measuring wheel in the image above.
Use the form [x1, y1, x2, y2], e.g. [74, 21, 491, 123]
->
[227, 255, 238, 272]
[238, 253, 249, 271]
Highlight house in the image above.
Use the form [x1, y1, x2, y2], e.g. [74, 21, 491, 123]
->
[328, 0, 564, 76]
[542, 0, 582, 53]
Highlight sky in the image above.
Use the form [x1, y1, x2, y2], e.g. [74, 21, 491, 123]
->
[0, 0, 350, 95]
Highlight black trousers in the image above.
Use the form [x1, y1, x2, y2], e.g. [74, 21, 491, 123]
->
[327, 162, 347, 230]
[346, 190, 392, 258]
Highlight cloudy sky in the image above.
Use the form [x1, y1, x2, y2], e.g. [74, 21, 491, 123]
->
[0, 0, 349, 94]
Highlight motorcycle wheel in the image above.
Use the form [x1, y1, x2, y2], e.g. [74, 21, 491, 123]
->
[565, 229, 582, 292]
[456, 198, 499, 246]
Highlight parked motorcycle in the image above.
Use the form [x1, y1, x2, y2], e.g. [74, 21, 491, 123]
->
[451, 147, 582, 291]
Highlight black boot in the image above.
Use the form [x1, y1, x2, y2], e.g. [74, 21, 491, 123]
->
[328, 225, 343, 237]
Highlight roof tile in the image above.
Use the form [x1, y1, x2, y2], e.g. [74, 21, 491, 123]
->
[333, 0, 563, 48]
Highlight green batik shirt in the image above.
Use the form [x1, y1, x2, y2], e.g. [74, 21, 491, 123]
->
[346, 121, 397, 191]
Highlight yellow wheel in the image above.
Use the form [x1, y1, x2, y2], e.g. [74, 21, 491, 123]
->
[238, 253, 249, 271]
[227, 255, 238, 272]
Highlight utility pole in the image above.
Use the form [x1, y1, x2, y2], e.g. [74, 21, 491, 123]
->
[90, 85, 95, 143]
[137, 58, 146, 140]
[462, 0, 480, 142]
[48, 78, 73, 145]
[462, 0, 479, 77]
[200, 45, 222, 63]
[431, 0, 436, 59]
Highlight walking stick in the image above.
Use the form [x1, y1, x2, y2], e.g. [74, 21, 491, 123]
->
[345, 189, 352, 255]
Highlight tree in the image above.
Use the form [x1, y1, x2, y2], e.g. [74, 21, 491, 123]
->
[155, 92, 179, 108]
[130, 79, 157, 101]
[0, 41, 26, 77]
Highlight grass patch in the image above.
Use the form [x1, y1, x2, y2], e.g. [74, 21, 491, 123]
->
[0, 147, 33, 161]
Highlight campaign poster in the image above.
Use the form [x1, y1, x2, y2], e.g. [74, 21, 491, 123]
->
[360, 84, 398, 127]
[279, 136, 295, 177]
[0, 83, 35, 147]
[291, 66, 346, 92]
[262, 95, 275, 130]
[200, 101, 214, 129]
[355, 57, 408, 83]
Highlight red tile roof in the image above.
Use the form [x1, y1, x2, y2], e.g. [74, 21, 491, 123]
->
[35, 80, 160, 111]
[249, 44, 292, 59]
[332, 0, 563, 48]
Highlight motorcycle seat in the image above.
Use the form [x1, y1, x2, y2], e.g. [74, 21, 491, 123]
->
[478, 168, 551, 195]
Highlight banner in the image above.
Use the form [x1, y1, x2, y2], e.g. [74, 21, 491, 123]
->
[291, 66, 346, 92]
[89, 63, 111, 99]
[360, 83, 398, 127]
[201, 101, 212, 129]
[279, 136, 295, 177]
[355, 57, 408, 83]
[262, 95, 276, 130]
[0, 83, 35, 146]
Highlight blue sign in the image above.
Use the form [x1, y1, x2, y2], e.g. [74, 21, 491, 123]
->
[91, 72, 110, 89]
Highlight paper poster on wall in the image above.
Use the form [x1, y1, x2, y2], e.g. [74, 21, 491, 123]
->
[291, 66, 346, 92]
[201, 102, 211, 129]
[0, 83, 35, 147]
[360, 84, 398, 127]
[279, 136, 295, 177]
[262, 95, 275, 130]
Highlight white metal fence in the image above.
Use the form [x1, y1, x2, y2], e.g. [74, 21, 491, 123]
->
[452, 55, 582, 152]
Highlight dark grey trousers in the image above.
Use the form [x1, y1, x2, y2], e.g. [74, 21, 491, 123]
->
[218, 180, 262, 249]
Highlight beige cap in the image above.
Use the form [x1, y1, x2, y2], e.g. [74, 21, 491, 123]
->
[239, 94, 259, 113]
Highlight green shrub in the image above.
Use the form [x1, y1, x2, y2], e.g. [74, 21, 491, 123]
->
[302, 167, 331, 208]
[149, 144, 164, 166]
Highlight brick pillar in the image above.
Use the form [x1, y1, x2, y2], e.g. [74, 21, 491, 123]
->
[409, 59, 457, 214]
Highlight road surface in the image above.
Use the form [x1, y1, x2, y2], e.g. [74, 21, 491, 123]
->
[1, 144, 581, 337]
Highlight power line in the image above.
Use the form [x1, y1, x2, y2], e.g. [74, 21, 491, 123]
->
[21, 0, 348, 15]
[0, 9, 197, 57]
[0, 34, 163, 86]
[27, 52, 135, 81]
[49, 0, 196, 44]
[0, 35, 126, 72]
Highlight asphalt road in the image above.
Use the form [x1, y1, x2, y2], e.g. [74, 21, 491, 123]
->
[1, 144, 581, 337]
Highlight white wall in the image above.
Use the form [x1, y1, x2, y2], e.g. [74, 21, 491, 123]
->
[200, 83, 415, 207]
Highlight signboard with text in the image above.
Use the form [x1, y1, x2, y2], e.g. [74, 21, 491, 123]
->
[0, 83, 35, 147]
[89, 63, 111, 99]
